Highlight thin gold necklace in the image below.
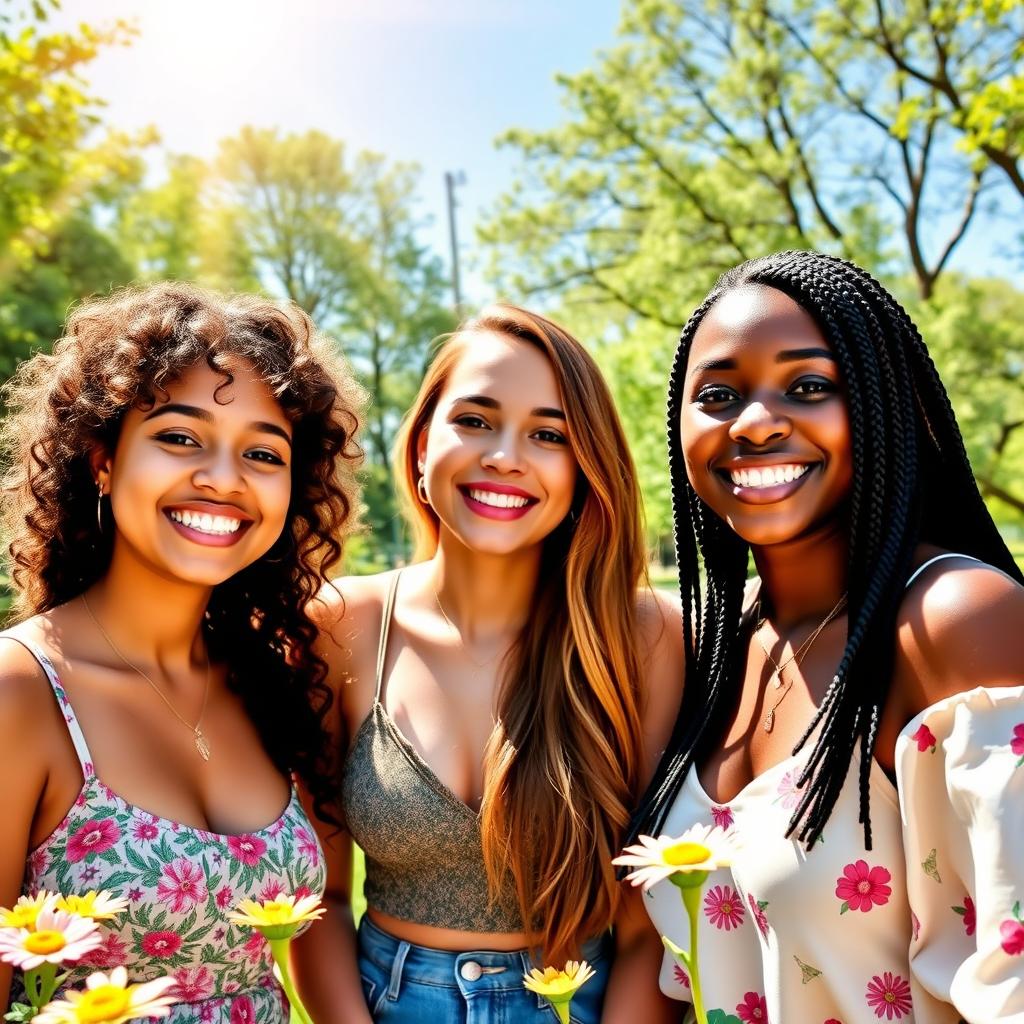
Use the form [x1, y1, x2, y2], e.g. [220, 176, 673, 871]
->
[432, 587, 501, 671]
[81, 594, 212, 760]
[755, 594, 847, 733]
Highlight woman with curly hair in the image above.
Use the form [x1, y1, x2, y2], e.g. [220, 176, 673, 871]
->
[0, 282, 363, 1022]
[293, 305, 684, 1023]
[631, 251, 1024, 1022]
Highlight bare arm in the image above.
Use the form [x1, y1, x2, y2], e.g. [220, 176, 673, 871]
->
[601, 587, 685, 1024]
[290, 579, 379, 1024]
[0, 645, 58, 1010]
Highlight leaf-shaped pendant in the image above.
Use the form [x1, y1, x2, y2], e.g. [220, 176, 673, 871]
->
[194, 729, 211, 761]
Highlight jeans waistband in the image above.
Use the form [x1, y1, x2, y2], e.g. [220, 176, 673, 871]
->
[358, 914, 608, 992]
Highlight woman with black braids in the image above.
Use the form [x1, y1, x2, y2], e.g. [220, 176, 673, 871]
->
[634, 251, 1024, 1022]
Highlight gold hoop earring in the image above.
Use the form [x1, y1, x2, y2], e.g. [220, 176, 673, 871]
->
[96, 482, 105, 532]
[416, 476, 429, 504]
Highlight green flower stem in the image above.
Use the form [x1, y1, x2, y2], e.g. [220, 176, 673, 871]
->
[665, 870, 708, 1024]
[680, 882, 707, 1024]
[548, 1000, 571, 1024]
[268, 938, 314, 1024]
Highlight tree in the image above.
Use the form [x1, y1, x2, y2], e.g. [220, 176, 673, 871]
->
[214, 128, 455, 560]
[0, 1, 146, 369]
[482, 0, 1024, 548]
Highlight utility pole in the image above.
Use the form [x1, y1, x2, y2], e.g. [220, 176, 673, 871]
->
[445, 170, 466, 312]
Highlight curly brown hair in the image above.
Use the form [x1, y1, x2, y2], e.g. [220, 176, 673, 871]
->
[1, 281, 364, 824]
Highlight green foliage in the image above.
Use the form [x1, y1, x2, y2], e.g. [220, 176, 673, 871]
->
[483, 0, 1024, 550]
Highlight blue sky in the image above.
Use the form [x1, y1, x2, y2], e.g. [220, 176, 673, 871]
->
[56, 0, 625, 304]
[55, 1, 1020, 300]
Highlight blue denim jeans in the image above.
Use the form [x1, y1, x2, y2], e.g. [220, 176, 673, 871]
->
[356, 915, 611, 1024]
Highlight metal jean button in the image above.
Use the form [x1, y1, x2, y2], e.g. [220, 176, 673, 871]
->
[460, 960, 482, 982]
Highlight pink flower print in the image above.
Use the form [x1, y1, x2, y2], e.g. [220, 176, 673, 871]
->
[200, 1006, 215, 1022]
[736, 991, 768, 1022]
[776, 769, 803, 809]
[79, 865, 99, 884]
[156, 857, 208, 913]
[75, 791, 88, 809]
[710, 805, 734, 829]
[1001, 903, 1024, 955]
[747, 893, 770, 938]
[910, 910, 920, 942]
[230, 995, 256, 1024]
[241, 931, 267, 964]
[911, 724, 936, 753]
[132, 818, 159, 843]
[227, 834, 267, 866]
[836, 861, 892, 913]
[215, 885, 234, 910]
[80, 932, 130, 968]
[267, 818, 286, 838]
[127, 887, 144, 902]
[259, 878, 285, 903]
[295, 825, 320, 866]
[704, 884, 746, 931]
[141, 930, 183, 959]
[224, 981, 240, 994]
[672, 964, 690, 989]
[294, 885, 313, 900]
[170, 966, 215, 1002]
[952, 895, 976, 936]
[1012, 724, 1024, 765]
[66, 817, 120, 862]
[865, 972, 912, 1019]
[27, 847, 48, 876]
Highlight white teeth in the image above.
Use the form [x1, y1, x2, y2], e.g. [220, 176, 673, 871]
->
[468, 488, 530, 509]
[169, 510, 242, 534]
[729, 464, 810, 489]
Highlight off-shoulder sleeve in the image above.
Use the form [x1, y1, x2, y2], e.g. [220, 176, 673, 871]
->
[896, 685, 1024, 1022]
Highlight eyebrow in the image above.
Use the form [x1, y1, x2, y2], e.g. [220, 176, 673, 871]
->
[453, 394, 567, 421]
[691, 347, 836, 373]
[142, 403, 292, 445]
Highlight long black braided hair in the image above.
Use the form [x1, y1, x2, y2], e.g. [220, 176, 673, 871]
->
[630, 250, 1023, 850]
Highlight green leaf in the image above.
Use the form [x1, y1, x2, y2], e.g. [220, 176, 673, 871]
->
[706, 1011, 743, 1024]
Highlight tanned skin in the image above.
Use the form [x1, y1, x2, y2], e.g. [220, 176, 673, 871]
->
[291, 332, 685, 1024]
[0, 362, 299, 1008]
[679, 285, 1024, 814]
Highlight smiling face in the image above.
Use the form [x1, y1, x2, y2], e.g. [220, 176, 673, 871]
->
[679, 284, 853, 548]
[417, 330, 579, 557]
[99, 357, 293, 587]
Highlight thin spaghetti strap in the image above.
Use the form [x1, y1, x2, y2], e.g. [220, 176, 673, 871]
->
[374, 570, 402, 704]
[904, 552, 983, 590]
[0, 636, 95, 771]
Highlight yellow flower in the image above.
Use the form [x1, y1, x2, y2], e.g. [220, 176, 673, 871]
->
[612, 823, 737, 891]
[57, 891, 129, 921]
[522, 960, 595, 1002]
[0, 904, 101, 970]
[34, 967, 176, 1024]
[227, 893, 325, 939]
[0, 891, 57, 929]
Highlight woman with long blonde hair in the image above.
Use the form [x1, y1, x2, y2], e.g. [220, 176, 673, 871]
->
[293, 305, 683, 1022]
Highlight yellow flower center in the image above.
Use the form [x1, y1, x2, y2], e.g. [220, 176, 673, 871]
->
[258, 902, 293, 923]
[24, 930, 66, 955]
[75, 985, 131, 1023]
[663, 841, 711, 866]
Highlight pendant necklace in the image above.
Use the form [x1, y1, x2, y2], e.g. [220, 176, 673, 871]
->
[755, 594, 847, 733]
[81, 594, 212, 760]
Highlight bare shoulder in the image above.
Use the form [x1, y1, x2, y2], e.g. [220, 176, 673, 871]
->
[0, 623, 62, 756]
[635, 586, 684, 658]
[896, 554, 1024, 710]
[634, 586, 685, 787]
[307, 571, 398, 697]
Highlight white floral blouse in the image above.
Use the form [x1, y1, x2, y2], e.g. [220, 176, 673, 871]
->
[645, 685, 1024, 1023]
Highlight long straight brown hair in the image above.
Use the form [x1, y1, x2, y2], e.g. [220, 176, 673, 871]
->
[394, 304, 646, 959]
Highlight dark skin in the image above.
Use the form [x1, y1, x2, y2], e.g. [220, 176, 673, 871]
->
[0, 361, 298, 1008]
[679, 284, 1024, 806]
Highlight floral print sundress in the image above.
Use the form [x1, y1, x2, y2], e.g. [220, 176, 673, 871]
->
[646, 555, 1024, 1023]
[16, 641, 327, 1024]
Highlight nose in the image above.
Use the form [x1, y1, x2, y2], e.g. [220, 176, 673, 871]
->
[480, 429, 526, 475]
[192, 445, 246, 495]
[728, 397, 792, 447]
